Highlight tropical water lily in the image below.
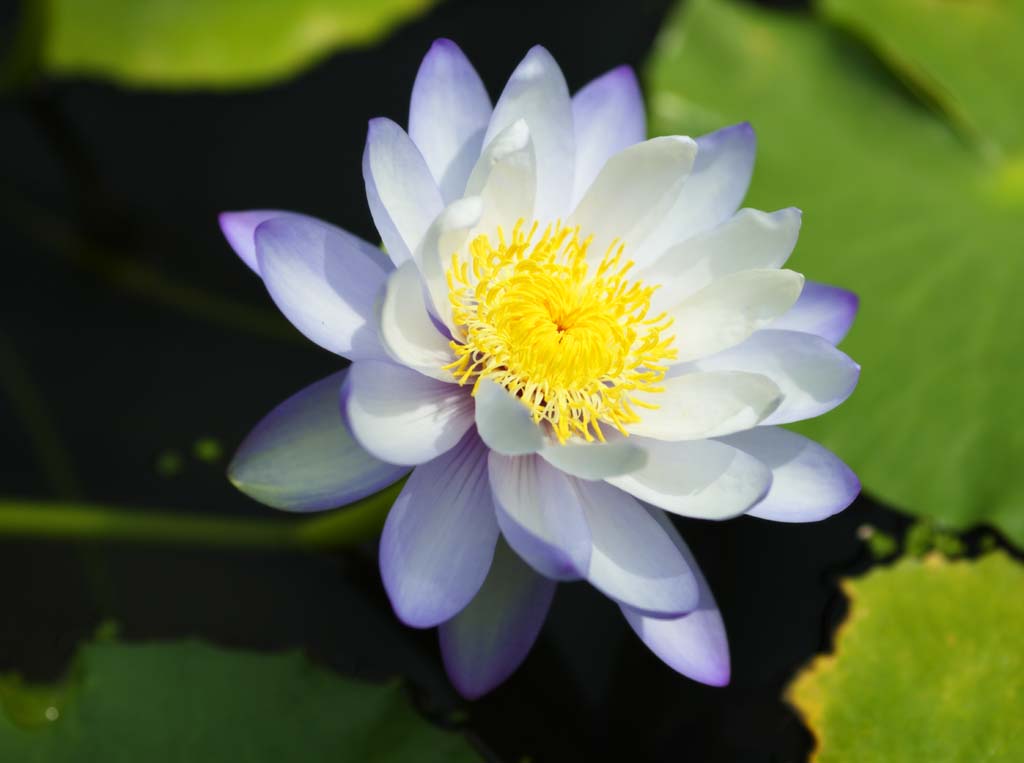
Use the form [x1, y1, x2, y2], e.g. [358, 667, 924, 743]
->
[220, 39, 861, 698]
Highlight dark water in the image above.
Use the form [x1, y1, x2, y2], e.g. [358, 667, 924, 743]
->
[0, 0, 946, 760]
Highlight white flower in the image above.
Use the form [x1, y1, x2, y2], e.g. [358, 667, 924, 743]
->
[221, 40, 860, 698]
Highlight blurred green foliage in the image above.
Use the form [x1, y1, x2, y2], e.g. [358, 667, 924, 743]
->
[788, 552, 1024, 762]
[15, 0, 437, 89]
[647, 0, 1024, 547]
[0, 641, 482, 761]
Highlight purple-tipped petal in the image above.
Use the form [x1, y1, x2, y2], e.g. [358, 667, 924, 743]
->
[219, 209, 299, 274]
[571, 65, 646, 206]
[489, 456, 698, 615]
[343, 359, 474, 467]
[409, 39, 492, 203]
[440, 538, 555, 699]
[488, 453, 591, 581]
[484, 45, 574, 221]
[576, 482, 699, 617]
[622, 510, 729, 686]
[689, 122, 756, 225]
[681, 329, 860, 426]
[228, 371, 408, 512]
[363, 118, 444, 267]
[255, 216, 391, 360]
[635, 122, 757, 266]
[770, 280, 859, 345]
[380, 431, 499, 628]
[720, 427, 860, 523]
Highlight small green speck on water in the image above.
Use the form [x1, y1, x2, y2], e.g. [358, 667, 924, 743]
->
[904, 522, 935, 557]
[863, 527, 898, 559]
[155, 449, 183, 477]
[934, 533, 966, 558]
[93, 619, 120, 642]
[192, 437, 223, 463]
[903, 520, 967, 558]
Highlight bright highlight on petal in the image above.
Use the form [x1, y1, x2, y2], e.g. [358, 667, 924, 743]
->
[445, 220, 677, 443]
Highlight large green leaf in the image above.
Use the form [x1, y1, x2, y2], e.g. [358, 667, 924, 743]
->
[822, 0, 1024, 155]
[39, 0, 437, 89]
[0, 640, 482, 761]
[787, 552, 1024, 762]
[646, 0, 1024, 544]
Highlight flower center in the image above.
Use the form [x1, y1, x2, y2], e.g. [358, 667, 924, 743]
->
[444, 220, 676, 444]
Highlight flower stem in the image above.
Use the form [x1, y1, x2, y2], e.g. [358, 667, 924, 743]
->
[0, 480, 404, 552]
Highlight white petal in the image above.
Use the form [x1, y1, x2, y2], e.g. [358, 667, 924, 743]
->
[254, 216, 391, 360]
[642, 208, 802, 313]
[408, 39, 492, 203]
[475, 378, 545, 456]
[571, 65, 646, 207]
[666, 269, 805, 363]
[415, 196, 484, 333]
[607, 437, 771, 520]
[488, 453, 591, 581]
[363, 118, 444, 266]
[577, 482, 699, 616]
[539, 436, 647, 480]
[683, 329, 860, 425]
[343, 359, 473, 466]
[379, 260, 455, 381]
[627, 371, 782, 441]
[633, 123, 757, 266]
[720, 427, 860, 523]
[465, 119, 537, 237]
[380, 432, 498, 627]
[484, 46, 574, 221]
[568, 136, 697, 264]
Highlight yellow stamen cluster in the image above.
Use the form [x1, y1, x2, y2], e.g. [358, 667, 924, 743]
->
[445, 220, 676, 444]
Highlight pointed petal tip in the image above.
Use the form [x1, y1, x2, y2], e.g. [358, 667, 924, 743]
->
[693, 658, 731, 688]
[366, 116, 393, 135]
[219, 209, 280, 273]
[597, 64, 639, 90]
[441, 649, 502, 700]
[430, 37, 459, 51]
[730, 121, 755, 142]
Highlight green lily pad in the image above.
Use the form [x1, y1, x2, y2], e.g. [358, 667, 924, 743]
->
[821, 0, 1024, 155]
[0, 640, 481, 762]
[646, 0, 1024, 545]
[38, 0, 437, 89]
[787, 552, 1024, 762]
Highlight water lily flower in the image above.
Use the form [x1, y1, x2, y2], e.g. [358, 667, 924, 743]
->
[221, 39, 860, 699]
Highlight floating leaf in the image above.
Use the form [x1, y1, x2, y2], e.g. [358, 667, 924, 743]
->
[821, 0, 1024, 155]
[787, 552, 1024, 762]
[40, 0, 438, 89]
[0, 641, 482, 762]
[646, 0, 1024, 545]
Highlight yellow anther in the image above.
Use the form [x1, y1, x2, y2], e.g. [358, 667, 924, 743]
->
[444, 220, 676, 444]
